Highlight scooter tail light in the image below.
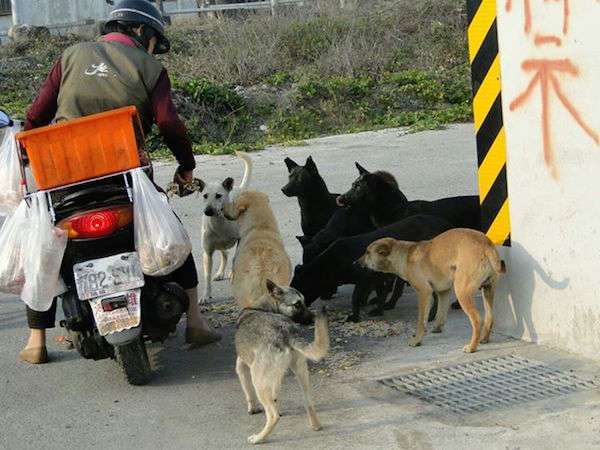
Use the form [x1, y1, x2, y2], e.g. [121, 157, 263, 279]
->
[58, 206, 133, 239]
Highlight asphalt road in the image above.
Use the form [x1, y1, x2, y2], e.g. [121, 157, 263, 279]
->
[0, 124, 522, 450]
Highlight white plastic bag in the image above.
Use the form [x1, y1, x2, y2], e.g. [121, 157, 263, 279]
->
[0, 124, 24, 215]
[131, 168, 192, 277]
[0, 200, 29, 295]
[21, 193, 68, 311]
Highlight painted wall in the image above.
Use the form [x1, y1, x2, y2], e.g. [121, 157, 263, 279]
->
[494, 0, 600, 359]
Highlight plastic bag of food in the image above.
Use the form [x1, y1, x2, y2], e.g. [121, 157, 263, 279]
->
[0, 200, 29, 295]
[0, 123, 24, 215]
[21, 193, 68, 311]
[131, 168, 192, 276]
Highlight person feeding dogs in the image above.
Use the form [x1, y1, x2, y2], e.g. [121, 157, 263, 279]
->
[18, 0, 221, 364]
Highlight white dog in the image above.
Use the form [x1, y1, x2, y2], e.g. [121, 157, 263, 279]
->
[198, 151, 252, 303]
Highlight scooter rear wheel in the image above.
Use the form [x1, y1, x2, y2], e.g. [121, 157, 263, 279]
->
[114, 337, 151, 385]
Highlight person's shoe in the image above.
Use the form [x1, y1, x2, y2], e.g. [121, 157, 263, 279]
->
[185, 328, 222, 347]
[19, 346, 49, 364]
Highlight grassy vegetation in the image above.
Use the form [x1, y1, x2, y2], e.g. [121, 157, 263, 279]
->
[0, 0, 471, 156]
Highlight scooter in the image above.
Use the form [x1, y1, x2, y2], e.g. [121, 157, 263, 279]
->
[1, 108, 189, 385]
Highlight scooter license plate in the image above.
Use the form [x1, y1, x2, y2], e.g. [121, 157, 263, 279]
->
[89, 289, 141, 336]
[74, 252, 144, 300]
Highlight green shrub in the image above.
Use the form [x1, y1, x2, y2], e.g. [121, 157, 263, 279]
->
[264, 71, 294, 87]
[266, 107, 325, 141]
[382, 70, 444, 107]
[298, 76, 374, 102]
[439, 64, 472, 105]
[175, 78, 246, 114]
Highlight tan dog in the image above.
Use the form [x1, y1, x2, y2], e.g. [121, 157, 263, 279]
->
[224, 190, 292, 308]
[357, 228, 506, 353]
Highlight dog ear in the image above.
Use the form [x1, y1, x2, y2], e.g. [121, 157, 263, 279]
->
[284, 157, 298, 172]
[266, 279, 284, 299]
[305, 156, 318, 173]
[376, 242, 391, 257]
[355, 162, 370, 175]
[222, 177, 234, 192]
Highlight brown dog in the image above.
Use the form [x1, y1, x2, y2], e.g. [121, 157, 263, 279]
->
[357, 228, 506, 353]
[224, 190, 292, 308]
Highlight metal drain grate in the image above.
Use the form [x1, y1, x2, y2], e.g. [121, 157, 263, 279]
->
[380, 355, 597, 414]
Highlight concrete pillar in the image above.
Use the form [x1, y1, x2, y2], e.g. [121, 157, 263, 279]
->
[491, 0, 600, 360]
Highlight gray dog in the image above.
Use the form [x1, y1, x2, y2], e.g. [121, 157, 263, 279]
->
[235, 280, 329, 444]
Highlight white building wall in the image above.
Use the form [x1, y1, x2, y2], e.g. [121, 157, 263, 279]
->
[12, 0, 111, 28]
[164, 0, 199, 13]
[3, 0, 200, 35]
[494, 0, 600, 359]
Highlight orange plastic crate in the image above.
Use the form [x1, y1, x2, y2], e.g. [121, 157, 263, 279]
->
[16, 106, 143, 190]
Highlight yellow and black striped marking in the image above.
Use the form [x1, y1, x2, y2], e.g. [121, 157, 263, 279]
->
[467, 0, 511, 246]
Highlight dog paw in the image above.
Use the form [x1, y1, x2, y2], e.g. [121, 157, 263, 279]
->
[310, 422, 322, 431]
[408, 336, 422, 347]
[431, 326, 443, 334]
[248, 434, 264, 445]
[463, 344, 477, 353]
[248, 406, 263, 415]
[479, 337, 489, 344]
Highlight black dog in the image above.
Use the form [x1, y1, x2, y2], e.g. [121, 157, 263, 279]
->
[337, 163, 481, 230]
[297, 205, 404, 316]
[294, 175, 407, 312]
[298, 170, 405, 262]
[298, 205, 373, 263]
[298, 204, 396, 297]
[282, 156, 340, 238]
[291, 215, 453, 322]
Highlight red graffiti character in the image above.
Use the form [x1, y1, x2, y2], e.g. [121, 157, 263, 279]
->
[506, 0, 598, 179]
[510, 59, 600, 180]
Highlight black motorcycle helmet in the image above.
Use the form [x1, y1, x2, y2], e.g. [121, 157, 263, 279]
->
[105, 0, 170, 54]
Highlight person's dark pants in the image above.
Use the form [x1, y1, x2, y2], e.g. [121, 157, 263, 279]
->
[26, 253, 199, 329]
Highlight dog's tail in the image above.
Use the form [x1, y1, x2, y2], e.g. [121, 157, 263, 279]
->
[292, 308, 330, 362]
[235, 151, 253, 190]
[485, 246, 506, 274]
